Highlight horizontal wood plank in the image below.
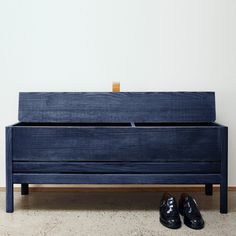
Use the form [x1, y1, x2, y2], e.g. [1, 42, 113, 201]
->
[13, 127, 222, 161]
[13, 162, 221, 174]
[13, 173, 221, 184]
[18, 92, 216, 123]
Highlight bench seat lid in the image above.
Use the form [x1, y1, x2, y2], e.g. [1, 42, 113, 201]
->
[18, 92, 216, 123]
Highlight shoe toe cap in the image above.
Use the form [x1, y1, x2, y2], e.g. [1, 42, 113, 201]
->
[190, 218, 204, 229]
[167, 219, 181, 228]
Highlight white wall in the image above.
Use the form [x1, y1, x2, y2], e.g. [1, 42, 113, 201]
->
[0, 0, 235, 186]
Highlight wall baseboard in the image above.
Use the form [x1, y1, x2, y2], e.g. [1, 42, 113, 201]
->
[0, 185, 235, 192]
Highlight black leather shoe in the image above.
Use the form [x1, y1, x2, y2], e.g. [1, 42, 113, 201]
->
[179, 193, 204, 230]
[159, 192, 181, 229]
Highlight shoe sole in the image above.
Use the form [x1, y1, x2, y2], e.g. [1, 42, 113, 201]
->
[184, 219, 204, 230]
[160, 217, 181, 229]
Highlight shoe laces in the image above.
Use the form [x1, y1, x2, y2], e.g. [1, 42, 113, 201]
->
[166, 197, 179, 217]
[184, 197, 201, 218]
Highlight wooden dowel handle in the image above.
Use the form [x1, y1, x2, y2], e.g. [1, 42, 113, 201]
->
[112, 82, 120, 92]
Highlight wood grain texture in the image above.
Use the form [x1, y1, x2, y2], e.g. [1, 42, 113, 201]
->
[6, 91, 228, 214]
[13, 126, 221, 161]
[13, 173, 221, 184]
[13, 162, 221, 174]
[18, 92, 216, 123]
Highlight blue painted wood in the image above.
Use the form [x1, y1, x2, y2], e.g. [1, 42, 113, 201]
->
[13, 162, 221, 174]
[12, 126, 221, 162]
[21, 184, 29, 195]
[6, 127, 14, 213]
[205, 184, 213, 195]
[18, 92, 216, 123]
[13, 173, 221, 184]
[5, 91, 228, 213]
[220, 127, 228, 213]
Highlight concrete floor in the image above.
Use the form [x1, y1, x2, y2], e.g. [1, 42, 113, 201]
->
[0, 190, 235, 236]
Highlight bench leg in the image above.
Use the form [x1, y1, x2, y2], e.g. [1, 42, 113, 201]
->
[220, 180, 228, 214]
[6, 127, 14, 213]
[6, 182, 14, 213]
[205, 184, 213, 196]
[21, 184, 29, 195]
[220, 127, 228, 214]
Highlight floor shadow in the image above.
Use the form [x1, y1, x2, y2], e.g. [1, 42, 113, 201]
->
[13, 191, 234, 212]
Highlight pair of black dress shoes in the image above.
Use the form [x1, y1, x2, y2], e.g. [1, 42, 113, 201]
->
[159, 192, 204, 230]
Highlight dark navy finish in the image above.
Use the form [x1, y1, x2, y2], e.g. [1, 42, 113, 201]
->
[205, 184, 213, 196]
[21, 184, 29, 195]
[220, 127, 228, 213]
[13, 173, 221, 184]
[19, 92, 216, 123]
[5, 92, 228, 213]
[13, 126, 221, 162]
[13, 162, 221, 173]
[6, 127, 13, 213]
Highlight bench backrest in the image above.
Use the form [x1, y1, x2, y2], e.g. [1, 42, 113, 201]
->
[18, 92, 216, 123]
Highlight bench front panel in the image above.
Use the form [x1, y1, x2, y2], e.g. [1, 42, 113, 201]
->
[13, 127, 221, 162]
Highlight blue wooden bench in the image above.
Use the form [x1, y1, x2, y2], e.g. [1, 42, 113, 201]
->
[6, 92, 228, 213]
